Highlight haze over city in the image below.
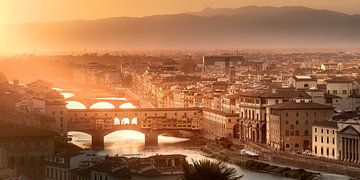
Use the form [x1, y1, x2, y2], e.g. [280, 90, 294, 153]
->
[1, 1, 360, 180]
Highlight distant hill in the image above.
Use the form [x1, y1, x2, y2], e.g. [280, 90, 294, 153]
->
[2, 6, 360, 52]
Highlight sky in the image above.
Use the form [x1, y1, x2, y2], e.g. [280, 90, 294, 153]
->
[1, 0, 360, 24]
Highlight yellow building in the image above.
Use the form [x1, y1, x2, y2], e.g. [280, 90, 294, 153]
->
[312, 121, 338, 159]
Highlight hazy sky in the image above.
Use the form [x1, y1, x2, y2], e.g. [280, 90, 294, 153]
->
[1, 0, 360, 24]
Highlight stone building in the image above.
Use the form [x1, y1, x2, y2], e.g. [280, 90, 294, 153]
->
[287, 75, 317, 89]
[336, 119, 360, 163]
[203, 108, 240, 139]
[0, 123, 57, 179]
[312, 121, 338, 159]
[268, 99, 333, 152]
[235, 89, 311, 144]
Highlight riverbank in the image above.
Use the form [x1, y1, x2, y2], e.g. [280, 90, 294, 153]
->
[199, 139, 321, 180]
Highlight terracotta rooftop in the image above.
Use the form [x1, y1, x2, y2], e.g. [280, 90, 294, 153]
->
[203, 108, 239, 117]
[326, 77, 353, 83]
[313, 121, 338, 128]
[269, 100, 333, 110]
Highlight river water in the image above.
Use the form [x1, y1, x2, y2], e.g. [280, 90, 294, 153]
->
[63, 93, 348, 180]
[69, 131, 292, 180]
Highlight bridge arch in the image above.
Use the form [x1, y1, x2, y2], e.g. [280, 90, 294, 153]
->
[90, 102, 116, 109]
[66, 101, 87, 109]
[119, 102, 136, 109]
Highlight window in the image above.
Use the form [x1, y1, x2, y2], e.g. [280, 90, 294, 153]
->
[321, 128, 323, 133]
[295, 144, 299, 148]
[304, 84, 309, 88]
[333, 90, 337, 94]
[315, 146, 317, 153]
[304, 130, 309, 136]
[327, 129, 329, 134]
[321, 136, 323, 143]
[285, 121, 289, 125]
[315, 128, 317, 132]
[321, 147, 324, 155]
[296, 121, 299, 125]
[314, 112, 317, 117]
[286, 144, 289, 148]
[296, 112, 299, 117]
[315, 136, 317, 142]
[332, 148, 335, 156]
[332, 138, 335, 144]
[295, 130, 299, 136]
[342, 90, 347, 94]
[326, 148, 329, 156]
[275, 100, 279, 104]
[285, 112, 288, 117]
[327, 137, 329, 144]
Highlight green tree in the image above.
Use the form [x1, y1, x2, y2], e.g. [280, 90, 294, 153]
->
[182, 160, 242, 180]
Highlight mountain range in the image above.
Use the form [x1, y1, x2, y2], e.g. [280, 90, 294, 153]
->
[2, 6, 360, 52]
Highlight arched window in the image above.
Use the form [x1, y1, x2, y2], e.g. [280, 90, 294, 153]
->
[121, 118, 130, 125]
[131, 118, 138, 125]
[114, 118, 120, 125]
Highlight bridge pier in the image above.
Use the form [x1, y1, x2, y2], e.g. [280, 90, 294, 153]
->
[145, 129, 158, 147]
[91, 132, 105, 150]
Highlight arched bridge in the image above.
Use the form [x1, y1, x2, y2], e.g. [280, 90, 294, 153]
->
[67, 108, 203, 150]
[65, 97, 140, 109]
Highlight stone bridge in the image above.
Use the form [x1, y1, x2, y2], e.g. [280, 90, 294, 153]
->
[65, 97, 139, 109]
[67, 108, 203, 150]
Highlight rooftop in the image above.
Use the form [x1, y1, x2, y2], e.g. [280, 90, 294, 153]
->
[269, 100, 333, 110]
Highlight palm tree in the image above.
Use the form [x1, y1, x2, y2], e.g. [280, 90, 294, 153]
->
[182, 159, 243, 180]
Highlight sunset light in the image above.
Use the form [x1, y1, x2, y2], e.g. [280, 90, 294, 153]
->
[1, 1, 360, 179]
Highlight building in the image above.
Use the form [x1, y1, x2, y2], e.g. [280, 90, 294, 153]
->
[44, 152, 100, 180]
[0, 123, 57, 179]
[268, 99, 333, 152]
[336, 119, 360, 163]
[203, 108, 240, 139]
[326, 77, 360, 111]
[203, 56, 244, 69]
[287, 75, 317, 89]
[312, 121, 338, 159]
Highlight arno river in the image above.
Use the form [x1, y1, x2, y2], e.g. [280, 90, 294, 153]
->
[61, 91, 347, 180]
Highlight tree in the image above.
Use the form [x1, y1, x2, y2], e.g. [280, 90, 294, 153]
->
[182, 159, 242, 180]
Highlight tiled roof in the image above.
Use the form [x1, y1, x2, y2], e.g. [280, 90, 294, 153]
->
[269, 101, 333, 110]
[313, 121, 338, 128]
[203, 108, 239, 117]
[326, 77, 353, 83]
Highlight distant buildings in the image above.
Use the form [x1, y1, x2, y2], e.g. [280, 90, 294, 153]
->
[73, 62, 120, 85]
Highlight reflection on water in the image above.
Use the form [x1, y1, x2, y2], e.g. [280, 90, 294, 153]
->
[69, 131, 293, 180]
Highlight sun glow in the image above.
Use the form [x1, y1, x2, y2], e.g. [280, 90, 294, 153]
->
[90, 102, 115, 109]
[105, 130, 145, 141]
[66, 101, 86, 109]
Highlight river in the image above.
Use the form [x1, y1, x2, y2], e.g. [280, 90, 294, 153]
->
[62, 92, 348, 180]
